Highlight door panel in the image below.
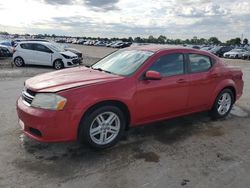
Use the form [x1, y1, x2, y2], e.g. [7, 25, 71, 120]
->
[187, 54, 218, 110]
[134, 53, 189, 123]
[19, 43, 34, 64]
[34, 51, 52, 66]
[135, 75, 190, 123]
[32, 44, 52, 65]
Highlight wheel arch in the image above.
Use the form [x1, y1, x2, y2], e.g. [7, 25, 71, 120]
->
[210, 81, 237, 109]
[14, 56, 25, 62]
[53, 58, 63, 65]
[221, 86, 236, 103]
[77, 100, 131, 140]
[14, 56, 25, 66]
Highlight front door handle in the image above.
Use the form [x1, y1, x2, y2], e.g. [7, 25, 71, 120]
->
[176, 79, 187, 84]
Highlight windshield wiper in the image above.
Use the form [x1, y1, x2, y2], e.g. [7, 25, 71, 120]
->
[92, 67, 112, 74]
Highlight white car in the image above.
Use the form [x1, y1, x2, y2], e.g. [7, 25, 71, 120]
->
[223, 49, 247, 59]
[13, 41, 80, 69]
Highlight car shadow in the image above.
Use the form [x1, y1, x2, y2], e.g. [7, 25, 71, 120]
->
[13, 110, 234, 180]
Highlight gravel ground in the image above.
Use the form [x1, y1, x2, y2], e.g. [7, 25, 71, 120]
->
[0, 45, 250, 188]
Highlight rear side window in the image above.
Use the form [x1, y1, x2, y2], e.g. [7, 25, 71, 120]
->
[188, 54, 212, 73]
[149, 53, 184, 77]
[20, 43, 33, 50]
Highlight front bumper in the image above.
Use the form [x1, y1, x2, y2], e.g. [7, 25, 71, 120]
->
[63, 58, 82, 68]
[16, 97, 79, 142]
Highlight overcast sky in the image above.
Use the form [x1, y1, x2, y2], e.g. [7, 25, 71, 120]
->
[0, 0, 249, 41]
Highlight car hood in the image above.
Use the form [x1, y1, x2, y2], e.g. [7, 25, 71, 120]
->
[60, 50, 78, 57]
[64, 48, 81, 54]
[25, 67, 123, 92]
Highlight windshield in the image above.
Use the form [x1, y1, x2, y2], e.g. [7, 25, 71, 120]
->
[47, 43, 65, 52]
[92, 50, 154, 76]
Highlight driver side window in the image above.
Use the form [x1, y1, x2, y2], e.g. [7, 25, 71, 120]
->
[148, 53, 184, 77]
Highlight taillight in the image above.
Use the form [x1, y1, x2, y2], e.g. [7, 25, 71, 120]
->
[13, 47, 16, 53]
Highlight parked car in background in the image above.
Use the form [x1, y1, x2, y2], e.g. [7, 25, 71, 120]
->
[200, 46, 213, 51]
[0, 40, 15, 55]
[95, 41, 106, 47]
[0, 41, 13, 47]
[191, 45, 200, 49]
[76, 39, 86, 45]
[16, 45, 243, 149]
[110, 42, 130, 48]
[242, 51, 250, 60]
[111, 42, 123, 48]
[209, 46, 233, 57]
[0, 44, 14, 56]
[13, 41, 80, 69]
[224, 49, 247, 59]
[55, 38, 66, 43]
[106, 41, 117, 47]
[0, 45, 12, 57]
[114, 42, 132, 48]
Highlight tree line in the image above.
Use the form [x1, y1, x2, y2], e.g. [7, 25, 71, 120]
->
[0, 31, 249, 46]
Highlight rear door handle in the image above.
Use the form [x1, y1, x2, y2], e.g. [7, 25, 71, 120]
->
[176, 79, 187, 84]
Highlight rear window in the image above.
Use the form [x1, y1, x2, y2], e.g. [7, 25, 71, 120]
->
[188, 54, 212, 73]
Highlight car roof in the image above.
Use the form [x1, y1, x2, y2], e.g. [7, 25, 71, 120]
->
[126, 44, 201, 53]
[18, 41, 52, 45]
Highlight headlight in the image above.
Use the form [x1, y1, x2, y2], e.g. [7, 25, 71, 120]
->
[61, 54, 71, 59]
[31, 93, 67, 110]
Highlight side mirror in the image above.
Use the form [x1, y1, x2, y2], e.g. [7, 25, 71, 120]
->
[145, 70, 161, 80]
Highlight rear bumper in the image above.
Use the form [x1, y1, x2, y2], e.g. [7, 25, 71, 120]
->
[16, 97, 80, 142]
[236, 80, 244, 101]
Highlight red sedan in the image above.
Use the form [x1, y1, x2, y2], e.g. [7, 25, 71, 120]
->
[16, 45, 244, 149]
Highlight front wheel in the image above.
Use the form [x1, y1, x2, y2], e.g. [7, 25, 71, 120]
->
[78, 106, 126, 149]
[210, 89, 234, 120]
[53, 60, 64, 70]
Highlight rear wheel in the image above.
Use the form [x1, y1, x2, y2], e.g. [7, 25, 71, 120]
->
[210, 89, 234, 120]
[53, 60, 64, 70]
[78, 106, 126, 149]
[14, 57, 25, 67]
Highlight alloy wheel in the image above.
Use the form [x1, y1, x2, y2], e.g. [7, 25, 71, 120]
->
[54, 61, 63, 70]
[89, 112, 120, 145]
[217, 92, 232, 116]
[14, 57, 23, 67]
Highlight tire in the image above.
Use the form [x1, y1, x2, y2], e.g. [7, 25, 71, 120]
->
[78, 105, 126, 149]
[53, 60, 64, 70]
[235, 55, 239, 59]
[210, 89, 234, 120]
[14, 57, 25, 67]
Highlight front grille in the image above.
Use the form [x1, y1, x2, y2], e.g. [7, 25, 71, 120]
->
[72, 59, 80, 64]
[22, 88, 36, 106]
[77, 53, 82, 58]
